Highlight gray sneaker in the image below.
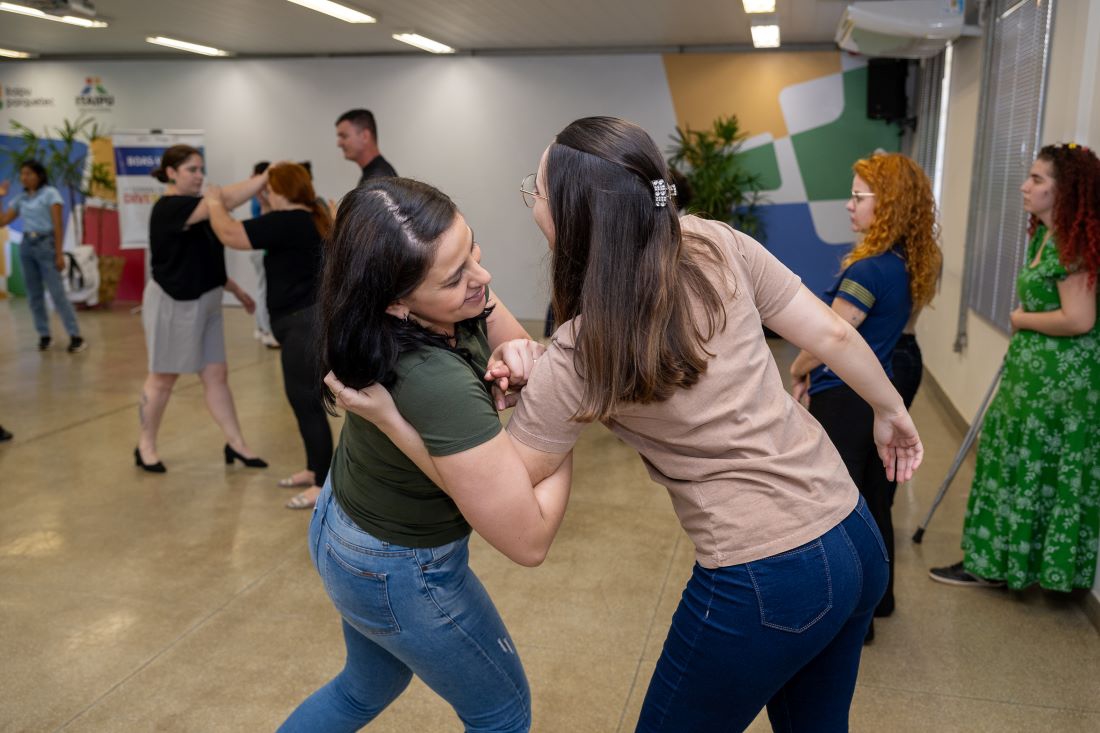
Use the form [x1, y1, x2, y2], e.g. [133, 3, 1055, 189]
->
[929, 561, 1005, 587]
[68, 336, 87, 353]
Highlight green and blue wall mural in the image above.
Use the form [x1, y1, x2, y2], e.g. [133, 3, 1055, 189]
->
[663, 52, 902, 297]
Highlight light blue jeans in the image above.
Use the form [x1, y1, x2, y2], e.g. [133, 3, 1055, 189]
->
[18, 232, 81, 338]
[279, 480, 531, 732]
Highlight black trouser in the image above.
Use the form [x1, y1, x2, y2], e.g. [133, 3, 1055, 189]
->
[810, 384, 897, 616]
[891, 334, 923, 409]
[270, 304, 333, 485]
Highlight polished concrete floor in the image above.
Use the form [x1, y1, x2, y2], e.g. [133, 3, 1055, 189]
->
[2, 298, 1099, 733]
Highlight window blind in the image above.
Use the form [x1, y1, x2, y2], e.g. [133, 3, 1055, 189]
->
[963, 0, 1055, 333]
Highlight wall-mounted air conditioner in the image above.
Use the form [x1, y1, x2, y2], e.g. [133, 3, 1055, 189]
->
[836, 0, 980, 59]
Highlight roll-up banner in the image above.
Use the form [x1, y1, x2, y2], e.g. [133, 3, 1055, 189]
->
[111, 130, 203, 250]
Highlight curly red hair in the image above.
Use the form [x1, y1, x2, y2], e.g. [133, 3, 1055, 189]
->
[1032, 144, 1100, 284]
[844, 153, 943, 309]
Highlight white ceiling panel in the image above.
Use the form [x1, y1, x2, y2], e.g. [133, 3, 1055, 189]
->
[0, 0, 855, 59]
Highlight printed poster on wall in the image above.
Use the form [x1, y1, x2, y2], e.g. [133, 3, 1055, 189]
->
[112, 130, 203, 250]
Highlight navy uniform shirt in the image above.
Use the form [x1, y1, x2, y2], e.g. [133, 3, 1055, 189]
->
[809, 249, 912, 396]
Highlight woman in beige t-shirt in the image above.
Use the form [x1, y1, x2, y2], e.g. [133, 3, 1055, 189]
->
[332, 117, 922, 732]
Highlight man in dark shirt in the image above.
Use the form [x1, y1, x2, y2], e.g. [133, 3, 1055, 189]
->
[335, 108, 398, 187]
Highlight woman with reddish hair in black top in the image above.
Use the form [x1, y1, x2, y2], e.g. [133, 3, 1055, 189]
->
[206, 162, 334, 510]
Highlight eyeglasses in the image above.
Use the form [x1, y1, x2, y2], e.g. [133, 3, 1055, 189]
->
[850, 191, 875, 203]
[520, 173, 546, 208]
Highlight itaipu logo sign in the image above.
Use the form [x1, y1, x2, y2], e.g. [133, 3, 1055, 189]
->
[75, 76, 115, 109]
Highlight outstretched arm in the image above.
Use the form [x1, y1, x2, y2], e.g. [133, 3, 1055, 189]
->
[224, 278, 256, 314]
[325, 372, 574, 566]
[184, 170, 269, 227]
[204, 186, 254, 251]
[765, 285, 922, 481]
[485, 296, 532, 348]
[789, 297, 868, 405]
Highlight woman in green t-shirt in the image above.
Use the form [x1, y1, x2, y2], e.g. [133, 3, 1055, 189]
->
[279, 178, 571, 732]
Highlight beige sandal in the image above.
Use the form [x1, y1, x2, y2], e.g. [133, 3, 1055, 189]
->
[278, 470, 315, 489]
[286, 486, 320, 510]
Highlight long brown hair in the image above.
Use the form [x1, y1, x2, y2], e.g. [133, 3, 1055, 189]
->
[268, 162, 332, 238]
[846, 153, 942, 309]
[547, 116, 728, 422]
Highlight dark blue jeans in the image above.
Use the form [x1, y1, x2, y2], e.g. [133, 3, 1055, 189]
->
[637, 498, 888, 732]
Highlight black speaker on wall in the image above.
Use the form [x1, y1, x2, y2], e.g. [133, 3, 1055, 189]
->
[867, 58, 909, 122]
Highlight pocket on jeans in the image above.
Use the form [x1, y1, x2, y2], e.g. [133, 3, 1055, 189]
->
[322, 544, 401, 635]
[746, 539, 833, 633]
[307, 504, 324, 572]
[420, 537, 465, 570]
[854, 501, 891, 563]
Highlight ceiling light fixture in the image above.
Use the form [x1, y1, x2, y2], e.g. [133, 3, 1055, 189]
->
[285, 0, 376, 24]
[0, 46, 37, 58]
[742, 0, 776, 12]
[392, 32, 455, 54]
[750, 24, 781, 48]
[0, 2, 107, 27]
[145, 36, 231, 57]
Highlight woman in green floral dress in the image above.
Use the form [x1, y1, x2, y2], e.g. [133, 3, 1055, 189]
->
[931, 143, 1100, 591]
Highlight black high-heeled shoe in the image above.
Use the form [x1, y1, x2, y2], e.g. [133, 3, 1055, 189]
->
[224, 444, 268, 468]
[134, 446, 167, 473]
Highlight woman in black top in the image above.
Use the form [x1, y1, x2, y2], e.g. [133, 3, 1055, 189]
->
[206, 162, 333, 510]
[137, 145, 269, 473]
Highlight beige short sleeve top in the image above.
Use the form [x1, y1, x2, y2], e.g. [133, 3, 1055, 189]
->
[507, 216, 858, 568]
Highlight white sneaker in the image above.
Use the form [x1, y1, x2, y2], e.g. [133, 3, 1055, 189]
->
[261, 332, 281, 349]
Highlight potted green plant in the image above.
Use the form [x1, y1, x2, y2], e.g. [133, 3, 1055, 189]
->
[667, 115, 765, 239]
[2, 116, 124, 304]
[5, 115, 114, 244]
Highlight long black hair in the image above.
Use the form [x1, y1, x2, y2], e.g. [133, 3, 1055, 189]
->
[318, 177, 492, 412]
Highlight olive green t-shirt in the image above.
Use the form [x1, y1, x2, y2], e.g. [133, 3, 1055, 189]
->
[330, 318, 501, 547]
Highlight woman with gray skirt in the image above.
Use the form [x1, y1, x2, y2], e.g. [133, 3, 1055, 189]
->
[135, 144, 268, 473]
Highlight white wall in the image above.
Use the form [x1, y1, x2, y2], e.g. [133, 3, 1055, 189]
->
[1058, 0, 1100, 610]
[1043, 0, 1100, 612]
[0, 55, 679, 320]
[916, 36, 1007, 423]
